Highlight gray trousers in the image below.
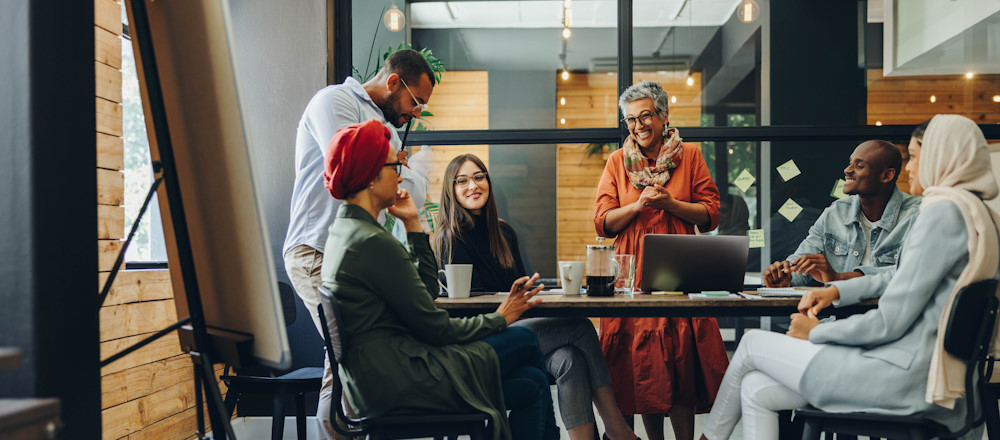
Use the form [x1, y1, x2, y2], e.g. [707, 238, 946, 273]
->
[512, 317, 612, 429]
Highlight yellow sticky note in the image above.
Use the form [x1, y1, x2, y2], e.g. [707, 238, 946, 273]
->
[733, 169, 756, 193]
[652, 291, 684, 295]
[831, 179, 848, 199]
[778, 198, 803, 222]
[777, 160, 801, 181]
[748, 229, 765, 248]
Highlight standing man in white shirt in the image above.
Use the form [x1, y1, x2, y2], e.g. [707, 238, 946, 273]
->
[283, 49, 435, 440]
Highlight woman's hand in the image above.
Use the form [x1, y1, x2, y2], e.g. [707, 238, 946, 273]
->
[787, 312, 820, 340]
[496, 273, 544, 325]
[797, 286, 840, 317]
[387, 189, 422, 232]
[643, 184, 676, 211]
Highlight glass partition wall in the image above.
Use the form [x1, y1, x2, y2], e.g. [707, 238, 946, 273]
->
[340, 0, 1000, 278]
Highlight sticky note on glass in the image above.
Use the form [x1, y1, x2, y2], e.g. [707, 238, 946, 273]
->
[777, 160, 801, 181]
[748, 229, 765, 248]
[733, 169, 756, 193]
[831, 179, 848, 199]
[778, 198, 803, 222]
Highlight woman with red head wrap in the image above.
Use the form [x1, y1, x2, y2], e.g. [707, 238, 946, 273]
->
[318, 120, 560, 440]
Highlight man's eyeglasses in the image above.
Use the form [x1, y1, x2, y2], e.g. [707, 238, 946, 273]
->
[454, 172, 488, 187]
[398, 77, 430, 113]
[620, 111, 656, 129]
[384, 161, 404, 175]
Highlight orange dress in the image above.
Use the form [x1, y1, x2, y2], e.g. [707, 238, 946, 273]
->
[593, 144, 729, 416]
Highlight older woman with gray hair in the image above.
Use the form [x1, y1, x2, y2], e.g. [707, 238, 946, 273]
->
[593, 80, 728, 440]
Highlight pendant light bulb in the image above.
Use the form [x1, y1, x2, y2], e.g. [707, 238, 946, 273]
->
[562, 27, 572, 39]
[383, 4, 405, 32]
[686, 76, 694, 86]
[561, 69, 570, 81]
[737, 0, 759, 23]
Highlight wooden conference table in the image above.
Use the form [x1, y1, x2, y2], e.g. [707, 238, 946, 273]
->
[437, 292, 878, 319]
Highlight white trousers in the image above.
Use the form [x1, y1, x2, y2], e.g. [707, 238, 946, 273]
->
[703, 330, 822, 440]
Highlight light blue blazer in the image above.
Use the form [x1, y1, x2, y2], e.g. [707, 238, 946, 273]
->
[800, 201, 992, 431]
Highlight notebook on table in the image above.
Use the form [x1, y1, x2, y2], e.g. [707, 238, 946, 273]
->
[640, 234, 750, 293]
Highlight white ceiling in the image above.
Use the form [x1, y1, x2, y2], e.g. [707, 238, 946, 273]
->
[410, 0, 747, 29]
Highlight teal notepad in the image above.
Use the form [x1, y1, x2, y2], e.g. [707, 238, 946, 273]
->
[700, 290, 731, 297]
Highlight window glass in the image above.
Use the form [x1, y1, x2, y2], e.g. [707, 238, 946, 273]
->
[122, 29, 168, 263]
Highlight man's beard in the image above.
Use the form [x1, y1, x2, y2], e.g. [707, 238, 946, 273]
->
[380, 92, 409, 128]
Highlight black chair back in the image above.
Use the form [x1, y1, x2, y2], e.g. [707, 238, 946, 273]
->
[943, 278, 999, 436]
[316, 285, 365, 437]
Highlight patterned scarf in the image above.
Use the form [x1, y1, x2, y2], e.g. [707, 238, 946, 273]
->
[622, 127, 683, 189]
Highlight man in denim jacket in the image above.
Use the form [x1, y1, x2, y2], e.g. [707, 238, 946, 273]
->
[763, 140, 921, 287]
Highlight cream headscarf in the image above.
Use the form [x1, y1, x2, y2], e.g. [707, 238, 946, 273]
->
[921, 114, 1000, 409]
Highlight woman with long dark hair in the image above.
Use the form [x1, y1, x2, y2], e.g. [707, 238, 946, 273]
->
[435, 154, 639, 440]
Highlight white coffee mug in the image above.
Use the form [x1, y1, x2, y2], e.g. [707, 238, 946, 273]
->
[438, 264, 473, 299]
[558, 261, 585, 296]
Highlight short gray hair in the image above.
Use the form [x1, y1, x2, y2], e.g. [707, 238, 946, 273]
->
[618, 80, 669, 118]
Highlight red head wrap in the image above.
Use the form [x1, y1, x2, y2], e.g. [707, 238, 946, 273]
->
[323, 119, 392, 199]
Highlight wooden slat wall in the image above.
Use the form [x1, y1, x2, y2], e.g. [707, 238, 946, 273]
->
[866, 69, 1000, 125]
[414, 71, 490, 212]
[555, 73, 703, 262]
[96, 1, 225, 438]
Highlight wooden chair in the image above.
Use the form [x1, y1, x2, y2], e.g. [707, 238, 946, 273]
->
[316, 285, 490, 440]
[795, 279, 1000, 440]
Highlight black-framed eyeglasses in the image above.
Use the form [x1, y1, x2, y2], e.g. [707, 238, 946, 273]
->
[384, 161, 404, 175]
[454, 172, 488, 187]
[620, 111, 656, 129]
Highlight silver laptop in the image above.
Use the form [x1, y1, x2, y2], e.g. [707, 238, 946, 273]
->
[640, 234, 750, 293]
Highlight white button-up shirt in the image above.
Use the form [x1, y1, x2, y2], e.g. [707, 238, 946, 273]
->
[283, 77, 426, 255]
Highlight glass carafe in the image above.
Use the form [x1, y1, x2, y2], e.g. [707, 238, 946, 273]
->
[586, 238, 619, 296]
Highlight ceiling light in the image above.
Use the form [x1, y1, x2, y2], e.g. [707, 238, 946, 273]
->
[563, 0, 572, 7]
[875, 121, 882, 126]
[671, 96, 677, 104]
[965, 72, 975, 79]
[562, 27, 571, 39]
[686, 76, 694, 86]
[737, 0, 760, 23]
[930, 95, 936, 103]
[560, 97, 566, 106]
[993, 95, 1000, 103]
[383, 4, 405, 32]
[561, 69, 570, 80]
[560, 118, 567, 125]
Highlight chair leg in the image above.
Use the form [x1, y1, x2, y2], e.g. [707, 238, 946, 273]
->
[984, 387, 1000, 439]
[272, 387, 287, 440]
[223, 385, 240, 419]
[295, 392, 307, 440]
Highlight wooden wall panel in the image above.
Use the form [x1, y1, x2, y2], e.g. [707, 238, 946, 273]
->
[99, 300, 178, 342]
[866, 69, 1000, 125]
[97, 61, 123, 103]
[98, 204, 125, 240]
[102, 355, 191, 410]
[97, 98, 123, 137]
[98, 269, 173, 307]
[555, 73, 702, 262]
[95, 26, 122, 70]
[99, 240, 124, 272]
[94, 0, 122, 35]
[98, 132, 125, 171]
[97, 168, 125, 205]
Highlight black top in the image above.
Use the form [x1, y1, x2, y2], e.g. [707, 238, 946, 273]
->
[444, 214, 526, 292]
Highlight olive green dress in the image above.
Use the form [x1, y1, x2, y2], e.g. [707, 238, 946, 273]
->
[321, 204, 511, 439]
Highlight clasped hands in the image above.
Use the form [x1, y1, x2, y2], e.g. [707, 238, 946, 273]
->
[787, 286, 840, 340]
[637, 184, 676, 212]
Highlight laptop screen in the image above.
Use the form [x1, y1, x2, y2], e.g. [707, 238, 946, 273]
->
[640, 234, 750, 293]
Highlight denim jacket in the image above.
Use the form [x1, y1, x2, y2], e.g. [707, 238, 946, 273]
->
[787, 187, 921, 286]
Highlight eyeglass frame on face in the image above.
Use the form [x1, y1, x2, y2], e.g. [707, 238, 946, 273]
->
[397, 77, 430, 113]
[620, 111, 658, 129]
[384, 161, 404, 176]
[453, 172, 488, 187]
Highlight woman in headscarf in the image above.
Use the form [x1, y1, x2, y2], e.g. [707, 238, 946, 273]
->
[593, 80, 728, 440]
[319, 119, 560, 440]
[700, 114, 1000, 439]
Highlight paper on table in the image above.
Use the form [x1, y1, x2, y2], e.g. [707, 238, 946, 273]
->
[777, 160, 801, 181]
[831, 179, 848, 199]
[733, 169, 756, 193]
[689, 293, 742, 299]
[778, 198, 803, 222]
[748, 229, 765, 248]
